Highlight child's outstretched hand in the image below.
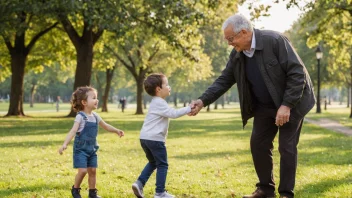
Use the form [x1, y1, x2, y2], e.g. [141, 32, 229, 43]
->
[116, 129, 125, 138]
[58, 144, 67, 155]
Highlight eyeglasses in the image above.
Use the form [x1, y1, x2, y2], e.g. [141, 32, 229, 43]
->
[225, 30, 242, 43]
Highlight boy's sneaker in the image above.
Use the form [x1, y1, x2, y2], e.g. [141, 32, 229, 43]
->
[154, 191, 175, 198]
[132, 180, 144, 198]
[71, 186, 82, 198]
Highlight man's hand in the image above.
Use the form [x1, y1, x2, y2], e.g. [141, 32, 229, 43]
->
[188, 99, 204, 116]
[275, 105, 291, 126]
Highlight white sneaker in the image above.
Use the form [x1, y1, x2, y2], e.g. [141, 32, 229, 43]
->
[132, 181, 144, 198]
[154, 191, 175, 198]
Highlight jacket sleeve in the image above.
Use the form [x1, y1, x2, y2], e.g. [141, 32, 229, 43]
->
[198, 57, 236, 107]
[277, 35, 306, 108]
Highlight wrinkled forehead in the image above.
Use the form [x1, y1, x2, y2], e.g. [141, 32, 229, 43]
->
[224, 25, 235, 37]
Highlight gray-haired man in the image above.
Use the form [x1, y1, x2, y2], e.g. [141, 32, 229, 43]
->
[189, 13, 315, 198]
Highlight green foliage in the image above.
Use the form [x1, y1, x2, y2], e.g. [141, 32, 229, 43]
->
[0, 39, 10, 82]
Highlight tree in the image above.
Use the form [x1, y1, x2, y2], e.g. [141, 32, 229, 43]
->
[49, 0, 125, 116]
[0, 1, 58, 116]
[24, 63, 73, 107]
[106, 32, 199, 114]
[103, 0, 219, 114]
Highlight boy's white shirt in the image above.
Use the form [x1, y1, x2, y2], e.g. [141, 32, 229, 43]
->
[140, 96, 191, 142]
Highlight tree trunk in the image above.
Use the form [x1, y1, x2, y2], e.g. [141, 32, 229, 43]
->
[30, 84, 36, 108]
[143, 97, 147, 109]
[350, 82, 352, 117]
[136, 77, 144, 114]
[222, 95, 225, 108]
[348, 85, 350, 108]
[207, 105, 210, 112]
[350, 57, 352, 118]
[214, 99, 218, 110]
[7, 53, 26, 116]
[102, 68, 114, 112]
[67, 39, 94, 117]
[174, 92, 178, 107]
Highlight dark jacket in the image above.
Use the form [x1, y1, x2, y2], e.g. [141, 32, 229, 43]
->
[199, 29, 316, 127]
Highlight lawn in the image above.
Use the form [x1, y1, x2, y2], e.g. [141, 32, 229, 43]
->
[0, 104, 351, 197]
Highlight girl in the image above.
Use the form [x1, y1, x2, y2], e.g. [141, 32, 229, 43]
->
[59, 86, 124, 198]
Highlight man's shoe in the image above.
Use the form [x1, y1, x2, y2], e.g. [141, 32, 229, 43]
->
[242, 188, 275, 198]
[71, 186, 82, 198]
[88, 188, 101, 198]
[154, 191, 175, 198]
[132, 180, 144, 198]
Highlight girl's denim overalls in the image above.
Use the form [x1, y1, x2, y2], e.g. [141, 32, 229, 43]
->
[73, 112, 99, 168]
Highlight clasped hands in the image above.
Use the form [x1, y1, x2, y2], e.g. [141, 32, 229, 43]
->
[188, 99, 204, 116]
[188, 100, 291, 127]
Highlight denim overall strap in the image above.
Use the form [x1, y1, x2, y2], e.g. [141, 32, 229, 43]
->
[74, 112, 98, 145]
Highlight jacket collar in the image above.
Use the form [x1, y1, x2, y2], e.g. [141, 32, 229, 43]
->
[234, 28, 263, 59]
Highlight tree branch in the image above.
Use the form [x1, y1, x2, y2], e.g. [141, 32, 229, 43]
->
[121, 44, 136, 68]
[27, 22, 59, 52]
[2, 36, 13, 51]
[93, 28, 104, 44]
[148, 43, 160, 62]
[59, 15, 81, 48]
[105, 45, 133, 69]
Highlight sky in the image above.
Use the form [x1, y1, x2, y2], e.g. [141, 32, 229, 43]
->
[238, 1, 303, 33]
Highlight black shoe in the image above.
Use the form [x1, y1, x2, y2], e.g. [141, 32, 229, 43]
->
[89, 188, 101, 198]
[71, 186, 82, 198]
[243, 188, 275, 198]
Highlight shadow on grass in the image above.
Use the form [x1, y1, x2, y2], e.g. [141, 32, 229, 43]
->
[0, 119, 144, 137]
[0, 116, 247, 138]
[295, 172, 352, 197]
[0, 140, 63, 148]
[171, 149, 249, 160]
[0, 183, 68, 197]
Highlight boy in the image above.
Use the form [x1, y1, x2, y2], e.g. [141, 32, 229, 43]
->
[132, 73, 192, 198]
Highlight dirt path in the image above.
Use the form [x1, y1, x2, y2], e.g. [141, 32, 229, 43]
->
[305, 118, 352, 136]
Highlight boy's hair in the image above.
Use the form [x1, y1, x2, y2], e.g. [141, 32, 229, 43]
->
[71, 86, 97, 112]
[144, 73, 166, 96]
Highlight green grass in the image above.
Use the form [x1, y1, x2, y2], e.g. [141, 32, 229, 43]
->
[0, 105, 351, 197]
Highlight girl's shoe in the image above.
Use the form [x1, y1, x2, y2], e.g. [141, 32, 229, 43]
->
[88, 189, 101, 198]
[71, 186, 82, 198]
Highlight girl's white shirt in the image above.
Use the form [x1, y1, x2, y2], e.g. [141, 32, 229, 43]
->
[74, 111, 102, 132]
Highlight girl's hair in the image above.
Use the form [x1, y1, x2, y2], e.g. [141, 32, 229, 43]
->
[144, 73, 166, 96]
[71, 86, 97, 112]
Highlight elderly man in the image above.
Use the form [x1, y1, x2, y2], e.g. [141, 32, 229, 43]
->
[189, 13, 315, 198]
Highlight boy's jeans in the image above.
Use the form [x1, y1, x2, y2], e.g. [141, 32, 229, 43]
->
[138, 139, 168, 193]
